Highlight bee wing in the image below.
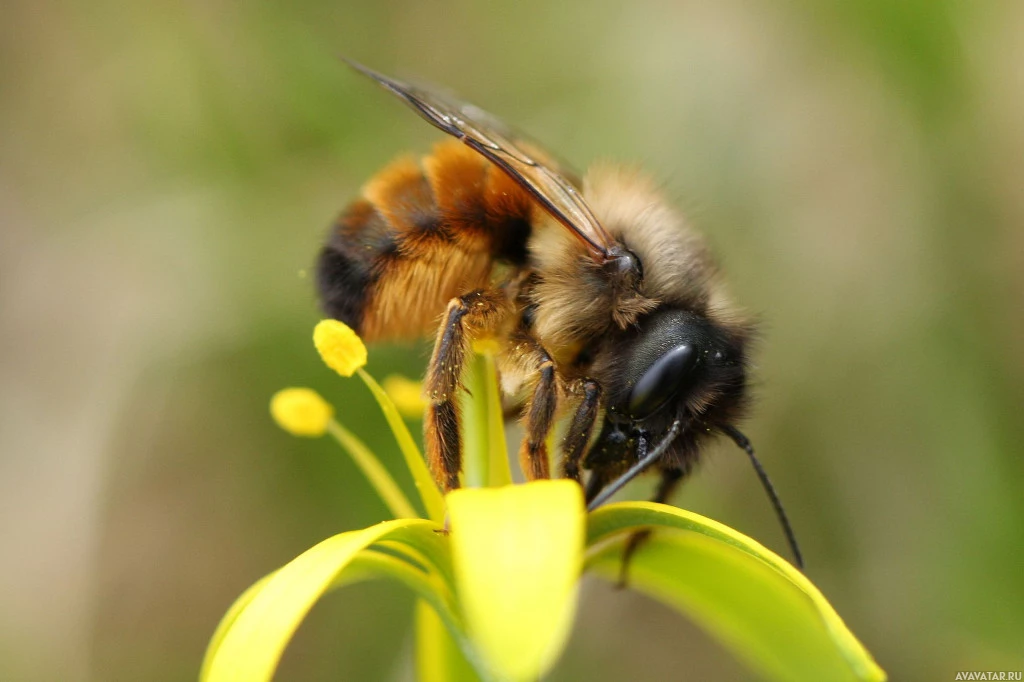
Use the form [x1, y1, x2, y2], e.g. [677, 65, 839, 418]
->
[346, 59, 617, 261]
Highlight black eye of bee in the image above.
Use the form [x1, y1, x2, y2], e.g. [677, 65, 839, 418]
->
[626, 343, 699, 419]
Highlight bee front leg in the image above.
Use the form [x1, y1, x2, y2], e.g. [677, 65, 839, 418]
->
[561, 378, 602, 483]
[425, 290, 509, 492]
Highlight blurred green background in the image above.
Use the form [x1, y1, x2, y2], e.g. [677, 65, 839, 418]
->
[2, 1, 1022, 680]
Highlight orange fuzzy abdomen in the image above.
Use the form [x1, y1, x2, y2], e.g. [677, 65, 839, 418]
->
[316, 140, 537, 341]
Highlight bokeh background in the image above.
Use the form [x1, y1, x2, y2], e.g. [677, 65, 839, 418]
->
[2, 1, 1022, 680]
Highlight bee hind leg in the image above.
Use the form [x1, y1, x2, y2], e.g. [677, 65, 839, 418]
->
[617, 467, 685, 588]
[425, 289, 509, 492]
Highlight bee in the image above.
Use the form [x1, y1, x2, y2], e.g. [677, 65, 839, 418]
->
[318, 61, 802, 568]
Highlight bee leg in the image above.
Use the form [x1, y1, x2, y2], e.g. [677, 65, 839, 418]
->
[425, 290, 509, 492]
[584, 468, 613, 504]
[617, 467, 685, 588]
[584, 456, 636, 504]
[561, 378, 602, 483]
[514, 336, 558, 481]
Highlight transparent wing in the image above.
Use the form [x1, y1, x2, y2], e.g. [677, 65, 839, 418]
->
[346, 59, 617, 261]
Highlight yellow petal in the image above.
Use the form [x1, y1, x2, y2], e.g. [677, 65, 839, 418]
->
[313, 319, 367, 377]
[202, 519, 446, 682]
[269, 388, 333, 437]
[200, 572, 275, 681]
[447, 480, 584, 682]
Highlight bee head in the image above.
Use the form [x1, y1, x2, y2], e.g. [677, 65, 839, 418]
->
[588, 308, 751, 470]
[584, 309, 801, 570]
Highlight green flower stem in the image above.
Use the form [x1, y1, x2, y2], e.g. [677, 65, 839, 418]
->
[480, 352, 511, 487]
[460, 351, 512, 488]
[326, 419, 419, 519]
[460, 354, 489, 487]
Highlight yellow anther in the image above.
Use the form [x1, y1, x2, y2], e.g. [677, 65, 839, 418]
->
[269, 388, 333, 437]
[382, 374, 427, 419]
[313, 319, 368, 377]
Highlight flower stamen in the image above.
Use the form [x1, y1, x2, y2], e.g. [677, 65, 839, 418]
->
[314, 319, 368, 377]
[270, 388, 333, 437]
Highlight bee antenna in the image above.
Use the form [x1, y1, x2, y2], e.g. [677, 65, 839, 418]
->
[722, 425, 804, 570]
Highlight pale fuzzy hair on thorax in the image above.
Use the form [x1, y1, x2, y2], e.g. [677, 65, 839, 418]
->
[529, 164, 744, 356]
[584, 164, 719, 309]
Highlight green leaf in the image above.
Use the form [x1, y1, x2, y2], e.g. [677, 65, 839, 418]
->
[588, 501, 800, 572]
[416, 600, 483, 682]
[372, 523, 456, 588]
[200, 572, 274, 681]
[358, 368, 446, 522]
[586, 503, 886, 682]
[201, 519, 464, 682]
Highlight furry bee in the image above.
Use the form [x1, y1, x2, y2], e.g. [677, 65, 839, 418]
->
[318, 61, 801, 567]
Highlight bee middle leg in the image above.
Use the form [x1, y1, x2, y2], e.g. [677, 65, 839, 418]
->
[561, 378, 602, 484]
[617, 467, 685, 587]
[425, 289, 510, 492]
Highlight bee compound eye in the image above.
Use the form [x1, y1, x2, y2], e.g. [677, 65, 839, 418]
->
[626, 343, 698, 419]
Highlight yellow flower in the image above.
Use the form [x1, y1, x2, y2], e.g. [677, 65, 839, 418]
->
[204, 322, 886, 682]
[269, 388, 333, 437]
[313, 319, 367, 377]
[382, 374, 427, 418]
